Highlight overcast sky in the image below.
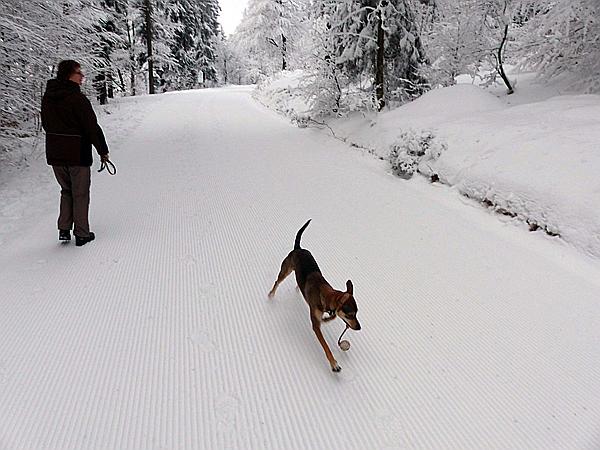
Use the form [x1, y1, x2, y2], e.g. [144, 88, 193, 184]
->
[219, 0, 248, 35]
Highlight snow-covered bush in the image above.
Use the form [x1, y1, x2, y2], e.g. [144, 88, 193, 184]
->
[388, 129, 446, 179]
[253, 70, 311, 120]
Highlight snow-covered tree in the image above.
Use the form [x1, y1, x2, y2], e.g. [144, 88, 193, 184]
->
[230, 0, 305, 77]
[308, 0, 427, 109]
[0, 0, 101, 154]
[516, 0, 600, 92]
[94, 0, 130, 103]
[167, 0, 221, 89]
[135, 0, 180, 93]
[379, 0, 428, 104]
[301, 15, 350, 115]
[108, 0, 146, 96]
[196, 0, 222, 84]
[420, 0, 538, 93]
[478, 0, 521, 93]
[419, 0, 488, 86]
[215, 33, 244, 84]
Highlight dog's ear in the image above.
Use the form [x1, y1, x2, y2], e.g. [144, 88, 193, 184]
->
[346, 280, 353, 295]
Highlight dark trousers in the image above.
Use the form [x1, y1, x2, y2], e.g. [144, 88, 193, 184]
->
[52, 166, 91, 237]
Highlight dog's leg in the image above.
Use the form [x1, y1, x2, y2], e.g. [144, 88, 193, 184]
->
[268, 253, 294, 298]
[310, 311, 341, 372]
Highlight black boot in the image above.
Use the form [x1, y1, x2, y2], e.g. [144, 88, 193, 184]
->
[59, 230, 71, 241]
[75, 232, 95, 247]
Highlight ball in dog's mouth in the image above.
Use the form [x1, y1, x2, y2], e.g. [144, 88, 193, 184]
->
[339, 340, 351, 351]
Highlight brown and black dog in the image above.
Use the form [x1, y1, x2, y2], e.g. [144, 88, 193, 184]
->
[268, 219, 361, 372]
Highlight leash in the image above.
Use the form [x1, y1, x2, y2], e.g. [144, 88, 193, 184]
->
[338, 324, 351, 351]
[98, 159, 116, 175]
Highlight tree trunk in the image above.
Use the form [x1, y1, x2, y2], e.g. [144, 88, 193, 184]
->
[108, 69, 114, 99]
[144, 0, 155, 94]
[130, 69, 136, 96]
[375, 10, 385, 111]
[497, 24, 514, 94]
[281, 34, 287, 71]
[117, 69, 126, 92]
[96, 72, 108, 105]
[126, 18, 136, 96]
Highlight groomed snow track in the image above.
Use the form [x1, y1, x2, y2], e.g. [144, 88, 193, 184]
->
[1, 87, 599, 450]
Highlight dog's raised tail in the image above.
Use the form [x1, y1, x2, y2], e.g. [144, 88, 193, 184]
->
[294, 219, 312, 249]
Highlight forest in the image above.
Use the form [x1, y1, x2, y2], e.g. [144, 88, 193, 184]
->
[1, 0, 598, 157]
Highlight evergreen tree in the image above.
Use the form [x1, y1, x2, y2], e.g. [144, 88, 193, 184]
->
[110, 0, 146, 96]
[379, 0, 428, 104]
[196, 0, 221, 83]
[94, 0, 129, 103]
[313, 0, 427, 109]
[167, 0, 220, 88]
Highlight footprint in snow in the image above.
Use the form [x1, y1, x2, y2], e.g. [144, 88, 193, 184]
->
[0, 362, 7, 384]
[376, 414, 408, 447]
[215, 394, 240, 432]
[189, 331, 216, 352]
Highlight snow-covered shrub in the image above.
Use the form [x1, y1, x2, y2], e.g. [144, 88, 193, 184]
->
[388, 129, 446, 179]
[300, 68, 377, 118]
[253, 70, 311, 119]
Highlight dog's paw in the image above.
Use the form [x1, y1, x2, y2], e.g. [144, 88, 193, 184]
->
[331, 363, 342, 373]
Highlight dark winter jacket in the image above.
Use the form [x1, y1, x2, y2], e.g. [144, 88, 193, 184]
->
[41, 79, 109, 166]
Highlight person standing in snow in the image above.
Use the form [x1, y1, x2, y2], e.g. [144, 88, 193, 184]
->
[41, 60, 110, 247]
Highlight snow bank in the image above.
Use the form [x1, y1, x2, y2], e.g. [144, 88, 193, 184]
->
[256, 72, 600, 259]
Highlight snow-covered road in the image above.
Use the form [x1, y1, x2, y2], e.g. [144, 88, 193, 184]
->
[1, 87, 599, 449]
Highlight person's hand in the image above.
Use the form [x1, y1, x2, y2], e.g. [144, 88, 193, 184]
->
[98, 152, 116, 175]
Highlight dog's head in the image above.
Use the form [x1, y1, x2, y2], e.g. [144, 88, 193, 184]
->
[336, 280, 361, 331]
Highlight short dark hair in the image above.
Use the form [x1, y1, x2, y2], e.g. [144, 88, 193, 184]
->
[56, 60, 81, 81]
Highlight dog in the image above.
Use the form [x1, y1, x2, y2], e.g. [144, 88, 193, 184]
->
[268, 219, 361, 372]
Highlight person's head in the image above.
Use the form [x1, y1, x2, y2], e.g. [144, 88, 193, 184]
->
[56, 60, 84, 85]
